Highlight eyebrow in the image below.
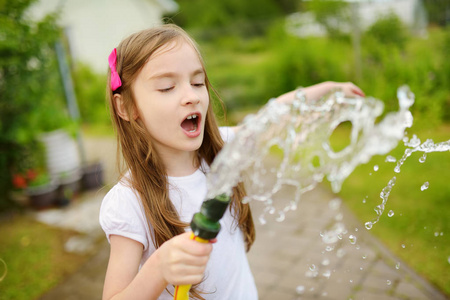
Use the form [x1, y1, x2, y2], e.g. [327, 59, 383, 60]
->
[148, 68, 205, 80]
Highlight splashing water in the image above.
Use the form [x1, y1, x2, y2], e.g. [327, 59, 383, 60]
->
[364, 135, 449, 229]
[207, 86, 415, 218]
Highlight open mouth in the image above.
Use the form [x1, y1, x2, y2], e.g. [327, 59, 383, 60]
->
[181, 113, 199, 133]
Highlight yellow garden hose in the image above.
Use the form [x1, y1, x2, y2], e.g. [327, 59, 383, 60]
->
[173, 233, 209, 300]
[173, 194, 230, 300]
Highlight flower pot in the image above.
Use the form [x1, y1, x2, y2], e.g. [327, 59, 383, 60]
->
[39, 129, 82, 180]
[81, 162, 104, 190]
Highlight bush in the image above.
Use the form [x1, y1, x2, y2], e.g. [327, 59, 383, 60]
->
[72, 64, 109, 126]
[0, 0, 67, 211]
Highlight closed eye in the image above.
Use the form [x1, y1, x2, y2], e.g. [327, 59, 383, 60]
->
[192, 83, 205, 88]
[158, 86, 174, 93]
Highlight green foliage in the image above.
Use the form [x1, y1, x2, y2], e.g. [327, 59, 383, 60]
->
[364, 12, 409, 50]
[166, 0, 300, 38]
[72, 64, 109, 125]
[0, 0, 68, 211]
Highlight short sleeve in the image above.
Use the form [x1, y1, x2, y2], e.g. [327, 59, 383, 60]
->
[219, 126, 236, 143]
[99, 183, 150, 250]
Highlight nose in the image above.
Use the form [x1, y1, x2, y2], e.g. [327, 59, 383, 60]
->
[181, 84, 201, 106]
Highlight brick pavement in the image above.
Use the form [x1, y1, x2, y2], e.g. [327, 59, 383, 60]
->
[248, 187, 447, 300]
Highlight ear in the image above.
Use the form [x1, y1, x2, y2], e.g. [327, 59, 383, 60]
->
[114, 94, 138, 121]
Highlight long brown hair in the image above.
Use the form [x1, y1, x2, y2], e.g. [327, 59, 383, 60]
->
[107, 24, 254, 299]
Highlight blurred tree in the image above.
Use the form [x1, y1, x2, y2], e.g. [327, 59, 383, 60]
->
[423, 0, 450, 26]
[306, 0, 350, 39]
[0, 0, 66, 211]
[166, 0, 300, 37]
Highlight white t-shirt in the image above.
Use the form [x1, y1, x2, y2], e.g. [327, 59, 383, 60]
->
[99, 127, 257, 300]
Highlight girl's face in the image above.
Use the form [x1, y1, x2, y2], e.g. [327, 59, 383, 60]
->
[132, 40, 209, 158]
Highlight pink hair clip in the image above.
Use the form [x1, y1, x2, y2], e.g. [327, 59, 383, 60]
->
[108, 48, 122, 91]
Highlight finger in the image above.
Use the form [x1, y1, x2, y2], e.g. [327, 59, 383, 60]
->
[182, 239, 213, 256]
[347, 82, 365, 97]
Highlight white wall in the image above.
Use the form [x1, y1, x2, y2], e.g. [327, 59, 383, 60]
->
[29, 0, 178, 73]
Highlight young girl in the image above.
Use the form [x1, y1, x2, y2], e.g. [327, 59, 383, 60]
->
[99, 24, 364, 300]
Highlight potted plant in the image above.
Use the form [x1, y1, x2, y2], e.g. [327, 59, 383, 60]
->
[81, 161, 104, 190]
[25, 171, 59, 209]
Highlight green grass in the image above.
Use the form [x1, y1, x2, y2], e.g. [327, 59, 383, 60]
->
[336, 123, 450, 295]
[0, 214, 90, 299]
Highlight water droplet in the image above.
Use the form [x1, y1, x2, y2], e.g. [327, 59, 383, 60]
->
[401, 244, 406, 249]
[406, 134, 421, 147]
[385, 155, 397, 163]
[349, 235, 357, 244]
[362, 199, 366, 204]
[365, 222, 373, 230]
[387, 280, 392, 285]
[305, 270, 319, 278]
[373, 165, 379, 171]
[309, 264, 316, 271]
[322, 270, 331, 279]
[276, 211, 285, 222]
[360, 267, 363, 271]
[322, 259, 330, 266]
[295, 285, 305, 295]
[395, 262, 401, 270]
[434, 232, 439, 237]
[349, 279, 353, 283]
[336, 248, 346, 258]
[420, 182, 429, 191]
[258, 215, 266, 225]
[419, 153, 427, 163]
[394, 166, 401, 173]
[362, 254, 367, 260]
[388, 210, 394, 217]
[325, 245, 335, 252]
[329, 198, 341, 210]
[440, 232, 444, 236]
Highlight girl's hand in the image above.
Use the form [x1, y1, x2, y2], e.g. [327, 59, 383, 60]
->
[329, 81, 365, 98]
[155, 232, 213, 286]
[276, 81, 365, 104]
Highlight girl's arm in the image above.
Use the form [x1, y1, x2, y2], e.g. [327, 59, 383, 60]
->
[276, 81, 365, 104]
[103, 232, 213, 300]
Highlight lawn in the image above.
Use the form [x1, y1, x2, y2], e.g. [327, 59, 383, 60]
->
[0, 213, 91, 299]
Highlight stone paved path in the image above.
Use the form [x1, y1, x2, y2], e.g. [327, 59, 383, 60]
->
[37, 137, 448, 300]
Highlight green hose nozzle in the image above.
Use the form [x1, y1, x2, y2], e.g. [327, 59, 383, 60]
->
[190, 194, 230, 240]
